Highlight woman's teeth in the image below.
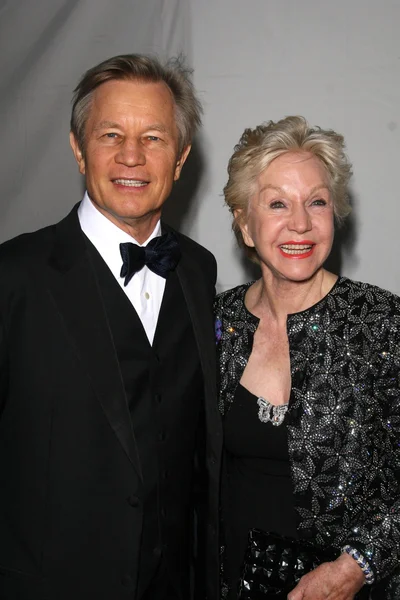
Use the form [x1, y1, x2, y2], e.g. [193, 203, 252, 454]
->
[280, 244, 313, 255]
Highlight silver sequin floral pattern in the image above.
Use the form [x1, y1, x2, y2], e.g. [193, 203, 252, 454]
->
[214, 277, 400, 597]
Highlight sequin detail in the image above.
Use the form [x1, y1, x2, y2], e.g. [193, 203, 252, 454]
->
[214, 277, 400, 597]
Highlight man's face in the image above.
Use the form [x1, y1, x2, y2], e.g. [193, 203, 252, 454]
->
[70, 79, 190, 240]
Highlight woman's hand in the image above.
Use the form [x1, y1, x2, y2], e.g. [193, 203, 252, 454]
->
[287, 552, 366, 600]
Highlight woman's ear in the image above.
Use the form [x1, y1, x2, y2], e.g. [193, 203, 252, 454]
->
[234, 208, 254, 248]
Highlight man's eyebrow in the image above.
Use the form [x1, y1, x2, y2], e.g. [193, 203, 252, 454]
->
[146, 124, 168, 133]
[93, 121, 170, 133]
[93, 120, 121, 131]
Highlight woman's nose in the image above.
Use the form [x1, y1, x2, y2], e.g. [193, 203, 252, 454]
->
[288, 205, 312, 233]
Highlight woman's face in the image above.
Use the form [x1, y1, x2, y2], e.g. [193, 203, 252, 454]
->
[239, 151, 334, 283]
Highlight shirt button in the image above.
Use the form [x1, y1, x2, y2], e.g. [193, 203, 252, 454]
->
[127, 495, 140, 507]
[144, 292, 150, 299]
[121, 574, 134, 589]
[159, 431, 166, 442]
[153, 547, 162, 559]
[209, 453, 217, 465]
[155, 394, 162, 404]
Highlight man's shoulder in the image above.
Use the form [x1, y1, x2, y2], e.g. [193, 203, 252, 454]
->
[0, 223, 56, 268]
[0, 205, 79, 269]
[165, 225, 216, 266]
[0, 224, 60, 301]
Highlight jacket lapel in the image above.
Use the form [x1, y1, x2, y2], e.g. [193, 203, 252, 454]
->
[172, 237, 216, 395]
[47, 205, 142, 479]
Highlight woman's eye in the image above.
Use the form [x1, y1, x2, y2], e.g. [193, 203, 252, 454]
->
[311, 198, 327, 206]
[270, 201, 285, 209]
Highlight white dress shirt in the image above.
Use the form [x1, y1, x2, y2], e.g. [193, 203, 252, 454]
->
[78, 192, 165, 345]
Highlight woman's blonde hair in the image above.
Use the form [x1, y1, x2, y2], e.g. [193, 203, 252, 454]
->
[224, 116, 352, 261]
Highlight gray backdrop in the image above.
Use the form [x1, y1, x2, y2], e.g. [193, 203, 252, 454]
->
[1, 0, 399, 294]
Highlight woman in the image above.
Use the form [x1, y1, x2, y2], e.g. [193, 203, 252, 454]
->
[214, 116, 400, 600]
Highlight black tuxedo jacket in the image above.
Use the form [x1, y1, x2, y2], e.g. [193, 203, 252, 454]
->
[0, 205, 222, 600]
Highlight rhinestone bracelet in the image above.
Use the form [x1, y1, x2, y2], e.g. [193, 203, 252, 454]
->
[342, 545, 375, 585]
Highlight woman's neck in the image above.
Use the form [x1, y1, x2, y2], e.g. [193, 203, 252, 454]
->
[246, 268, 338, 324]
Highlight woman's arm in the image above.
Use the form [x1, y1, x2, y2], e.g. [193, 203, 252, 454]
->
[288, 552, 365, 600]
[290, 314, 400, 599]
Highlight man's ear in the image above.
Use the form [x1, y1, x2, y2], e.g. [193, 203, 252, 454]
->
[234, 208, 254, 248]
[174, 145, 191, 181]
[69, 132, 86, 175]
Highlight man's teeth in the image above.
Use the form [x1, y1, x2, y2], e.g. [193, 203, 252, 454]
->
[280, 244, 313, 255]
[114, 179, 147, 187]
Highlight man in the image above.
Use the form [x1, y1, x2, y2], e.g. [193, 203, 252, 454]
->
[0, 54, 221, 600]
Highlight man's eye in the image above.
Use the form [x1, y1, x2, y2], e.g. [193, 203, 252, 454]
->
[104, 132, 118, 138]
[147, 135, 160, 141]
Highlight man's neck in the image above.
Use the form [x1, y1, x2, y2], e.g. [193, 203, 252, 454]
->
[87, 198, 161, 244]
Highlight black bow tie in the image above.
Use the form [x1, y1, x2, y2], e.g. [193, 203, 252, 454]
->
[120, 231, 181, 286]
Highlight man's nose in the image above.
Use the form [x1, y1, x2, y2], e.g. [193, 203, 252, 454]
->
[114, 139, 146, 166]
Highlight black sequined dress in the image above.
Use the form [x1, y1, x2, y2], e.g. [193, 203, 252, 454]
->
[223, 384, 297, 598]
[214, 277, 400, 599]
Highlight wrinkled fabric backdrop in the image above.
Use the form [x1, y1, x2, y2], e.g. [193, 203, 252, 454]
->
[1, 0, 399, 294]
